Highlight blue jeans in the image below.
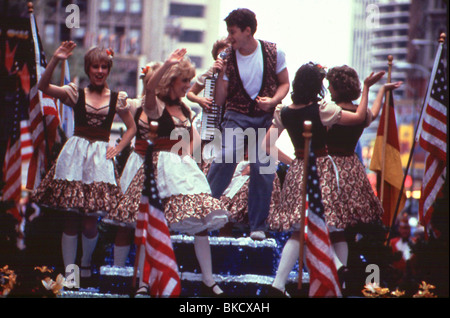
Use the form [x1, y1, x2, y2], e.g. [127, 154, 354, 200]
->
[207, 111, 275, 232]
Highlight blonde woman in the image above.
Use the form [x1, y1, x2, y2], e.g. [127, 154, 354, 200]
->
[143, 48, 229, 296]
[32, 41, 136, 280]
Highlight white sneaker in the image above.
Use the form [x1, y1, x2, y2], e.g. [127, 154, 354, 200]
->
[250, 231, 266, 241]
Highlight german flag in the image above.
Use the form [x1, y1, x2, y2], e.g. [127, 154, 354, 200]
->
[369, 93, 407, 227]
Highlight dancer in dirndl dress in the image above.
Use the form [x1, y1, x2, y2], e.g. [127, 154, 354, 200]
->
[323, 65, 403, 280]
[31, 42, 136, 279]
[263, 62, 385, 297]
[143, 48, 229, 296]
[101, 62, 162, 273]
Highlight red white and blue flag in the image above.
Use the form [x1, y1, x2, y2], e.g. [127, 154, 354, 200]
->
[135, 143, 181, 297]
[418, 42, 447, 229]
[26, 12, 60, 190]
[305, 150, 342, 297]
[1, 16, 35, 220]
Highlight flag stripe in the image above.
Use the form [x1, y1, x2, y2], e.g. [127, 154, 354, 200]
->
[369, 94, 407, 227]
[305, 150, 342, 297]
[418, 42, 447, 229]
[3, 139, 22, 220]
[419, 156, 446, 225]
[21, 120, 33, 160]
[26, 13, 60, 190]
[135, 144, 181, 297]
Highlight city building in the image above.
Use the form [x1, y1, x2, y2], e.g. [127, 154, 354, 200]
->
[350, 0, 447, 206]
[35, 0, 222, 98]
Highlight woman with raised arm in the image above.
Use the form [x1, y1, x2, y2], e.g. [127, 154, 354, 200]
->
[262, 62, 384, 297]
[102, 62, 161, 293]
[323, 65, 402, 288]
[143, 48, 229, 296]
[31, 41, 136, 281]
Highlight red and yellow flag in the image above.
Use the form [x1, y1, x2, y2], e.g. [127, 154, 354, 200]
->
[369, 94, 407, 227]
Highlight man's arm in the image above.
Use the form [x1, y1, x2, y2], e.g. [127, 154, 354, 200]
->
[256, 67, 290, 112]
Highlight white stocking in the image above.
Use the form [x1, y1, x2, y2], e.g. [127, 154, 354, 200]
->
[272, 236, 299, 292]
[114, 245, 130, 267]
[61, 233, 78, 269]
[194, 235, 223, 294]
[80, 234, 98, 277]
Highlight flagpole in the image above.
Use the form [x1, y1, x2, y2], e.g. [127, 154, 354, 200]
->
[28, 2, 51, 172]
[298, 120, 312, 290]
[386, 33, 446, 243]
[132, 121, 159, 294]
[379, 55, 393, 205]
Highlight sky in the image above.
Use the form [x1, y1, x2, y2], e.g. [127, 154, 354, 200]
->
[218, 0, 355, 156]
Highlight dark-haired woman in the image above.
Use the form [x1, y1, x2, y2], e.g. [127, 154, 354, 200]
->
[323, 65, 402, 284]
[263, 62, 384, 297]
[31, 41, 136, 279]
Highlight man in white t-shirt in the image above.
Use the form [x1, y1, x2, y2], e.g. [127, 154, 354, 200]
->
[207, 8, 289, 240]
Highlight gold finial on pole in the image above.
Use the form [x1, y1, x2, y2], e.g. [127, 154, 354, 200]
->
[149, 121, 159, 143]
[439, 33, 446, 43]
[298, 120, 312, 290]
[27, 2, 34, 13]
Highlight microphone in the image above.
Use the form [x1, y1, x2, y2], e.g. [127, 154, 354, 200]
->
[218, 51, 227, 60]
[213, 51, 228, 78]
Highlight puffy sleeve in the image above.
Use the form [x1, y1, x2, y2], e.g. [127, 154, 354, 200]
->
[272, 105, 285, 129]
[124, 97, 143, 116]
[61, 82, 79, 106]
[319, 100, 342, 127]
[116, 91, 130, 113]
[145, 96, 165, 120]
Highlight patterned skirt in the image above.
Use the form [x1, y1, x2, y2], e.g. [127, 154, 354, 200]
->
[30, 136, 123, 215]
[321, 154, 383, 229]
[267, 156, 331, 232]
[102, 151, 145, 226]
[267, 154, 384, 232]
[106, 150, 229, 234]
[220, 161, 283, 226]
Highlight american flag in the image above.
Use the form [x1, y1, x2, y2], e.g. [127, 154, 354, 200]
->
[418, 42, 448, 228]
[135, 143, 181, 297]
[20, 120, 33, 161]
[305, 150, 342, 297]
[1, 18, 33, 221]
[2, 93, 22, 221]
[26, 12, 60, 190]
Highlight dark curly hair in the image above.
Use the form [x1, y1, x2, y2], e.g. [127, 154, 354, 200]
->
[291, 62, 327, 105]
[326, 65, 361, 103]
[225, 8, 257, 35]
[211, 38, 230, 60]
